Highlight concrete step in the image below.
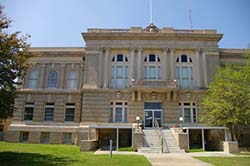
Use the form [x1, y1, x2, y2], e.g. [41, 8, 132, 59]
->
[138, 147, 162, 153]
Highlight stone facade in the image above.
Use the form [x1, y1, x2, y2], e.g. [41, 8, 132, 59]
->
[5, 25, 249, 152]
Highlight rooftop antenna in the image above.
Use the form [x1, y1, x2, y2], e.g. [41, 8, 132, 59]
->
[189, 8, 193, 29]
[150, 0, 153, 24]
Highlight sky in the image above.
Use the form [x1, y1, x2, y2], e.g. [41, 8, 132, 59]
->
[1, 0, 250, 48]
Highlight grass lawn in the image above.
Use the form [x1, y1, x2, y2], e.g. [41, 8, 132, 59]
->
[0, 142, 151, 166]
[195, 157, 250, 166]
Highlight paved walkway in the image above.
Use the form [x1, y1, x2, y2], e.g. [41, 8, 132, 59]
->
[144, 153, 212, 166]
[95, 151, 235, 166]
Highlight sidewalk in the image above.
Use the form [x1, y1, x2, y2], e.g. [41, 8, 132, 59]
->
[95, 150, 237, 166]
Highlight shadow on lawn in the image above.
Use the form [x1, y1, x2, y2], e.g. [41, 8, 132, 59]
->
[0, 151, 76, 166]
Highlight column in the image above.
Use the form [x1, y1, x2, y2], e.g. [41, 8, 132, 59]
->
[103, 48, 110, 88]
[162, 48, 167, 80]
[88, 127, 91, 140]
[39, 64, 46, 89]
[170, 49, 175, 80]
[137, 48, 142, 80]
[116, 128, 119, 151]
[59, 64, 65, 89]
[201, 129, 205, 151]
[130, 48, 135, 81]
[202, 51, 208, 88]
[98, 48, 103, 88]
[195, 49, 201, 87]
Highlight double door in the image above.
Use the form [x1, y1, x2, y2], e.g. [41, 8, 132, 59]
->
[144, 109, 163, 128]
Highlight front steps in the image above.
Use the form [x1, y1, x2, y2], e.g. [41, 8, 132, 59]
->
[138, 129, 184, 153]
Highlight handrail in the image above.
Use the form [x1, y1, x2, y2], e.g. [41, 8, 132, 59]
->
[154, 120, 169, 153]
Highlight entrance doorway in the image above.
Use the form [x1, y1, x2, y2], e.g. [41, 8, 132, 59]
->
[144, 109, 163, 128]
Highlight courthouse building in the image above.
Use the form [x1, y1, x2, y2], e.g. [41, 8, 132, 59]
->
[3, 24, 250, 152]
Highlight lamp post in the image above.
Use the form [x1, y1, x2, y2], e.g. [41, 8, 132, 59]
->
[136, 116, 140, 132]
[179, 117, 184, 132]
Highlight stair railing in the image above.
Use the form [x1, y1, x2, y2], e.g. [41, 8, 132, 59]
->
[154, 120, 169, 153]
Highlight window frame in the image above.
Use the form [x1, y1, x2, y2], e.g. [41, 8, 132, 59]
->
[67, 71, 78, 89]
[24, 103, 34, 121]
[111, 54, 129, 89]
[109, 101, 128, 123]
[179, 102, 198, 123]
[64, 103, 75, 122]
[143, 54, 161, 80]
[20, 131, 29, 143]
[48, 70, 57, 88]
[63, 133, 72, 144]
[28, 70, 39, 89]
[44, 103, 54, 121]
[41, 132, 50, 144]
[176, 55, 195, 89]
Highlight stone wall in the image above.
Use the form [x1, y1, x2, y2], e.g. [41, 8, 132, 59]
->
[81, 91, 109, 123]
[80, 139, 98, 151]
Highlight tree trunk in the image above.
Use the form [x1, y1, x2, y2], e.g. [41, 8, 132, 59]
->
[229, 125, 238, 142]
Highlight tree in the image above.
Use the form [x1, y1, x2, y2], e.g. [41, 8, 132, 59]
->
[201, 61, 250, 141]
[0, 6, 31, 119]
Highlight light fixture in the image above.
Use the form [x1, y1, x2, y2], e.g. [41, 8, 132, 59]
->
[179, 117, 184, 122]
[136, 116, 140, 121]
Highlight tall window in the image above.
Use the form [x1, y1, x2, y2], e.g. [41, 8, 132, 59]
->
[41, 132, 50, 144]
[65, 103, 75, 122]
[28, 70, 39, 89]
[67, 71, 78, 89]
[109, 102, 128, 123]
[44, 103, 54, 121]
[176, 55, 194, 89]
[111, 54, 129, 89]
[179, 102, 197, 123]
[20, 132, 29, 143]
[144, 54, 161, 80]
[24, 103, 34, 121]
[48, 71, 57, 88]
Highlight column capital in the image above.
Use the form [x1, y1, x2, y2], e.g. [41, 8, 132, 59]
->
[195, 48, 201, 52]
[170, 48, 175, 52]
[162, 48, 168, 52]
[137, 48, 143, 52]
[99, 47, 104, 52]
[130, 48, 135, 52]
[105, 47, 110, 52]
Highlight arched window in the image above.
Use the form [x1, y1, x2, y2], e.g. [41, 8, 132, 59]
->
[67, 71, 78, 89]
[48, 71, 57, 88]
[111, 54, 129, 89]
[144, 54, 161, 80]
[28, 70, 39, 89]
[176, 55, 194, 89]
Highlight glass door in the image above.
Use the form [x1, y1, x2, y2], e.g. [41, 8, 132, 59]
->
[144, 109, 162, 128]
[144, 110, 153, 128]
[153, 110, 162, 128]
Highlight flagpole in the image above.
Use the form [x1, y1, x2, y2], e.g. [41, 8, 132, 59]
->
[150, 0, 153, 23]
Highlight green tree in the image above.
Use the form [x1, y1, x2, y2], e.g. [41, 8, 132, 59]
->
[0, 6, 31, 119]
[202, 61, 250, 141]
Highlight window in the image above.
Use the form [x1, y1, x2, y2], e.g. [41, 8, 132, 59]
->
[179, 102, 197, 123]
[67, 71, 78, 89]
[144, 54, 161, 80]
[24, 103, 34, 121]
[20, 132, 29, 143]
[63, 133, 72, 144]
[111, 54, 129, 89]
[41, 132, 50, 144]
[110, 102, 128, 123]
[28, 70, 39, 89]
[65, 103, 75, 122]
[44, 103, 54, 121]
[48, 71, 57, 88]
[176, 55, 195, 89]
